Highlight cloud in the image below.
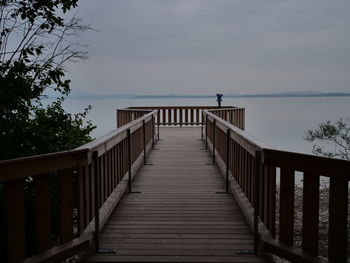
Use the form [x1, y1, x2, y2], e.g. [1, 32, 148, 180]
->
[69, 0, 350, 95]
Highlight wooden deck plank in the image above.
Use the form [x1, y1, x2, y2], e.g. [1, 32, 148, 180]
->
[82, 127, 266, 263]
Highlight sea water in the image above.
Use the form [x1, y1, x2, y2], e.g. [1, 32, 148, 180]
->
[63, 96, 350, 156]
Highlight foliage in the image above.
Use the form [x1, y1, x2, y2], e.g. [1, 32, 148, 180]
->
[0, 0, 95, 160]
[305, 118, 350, 160]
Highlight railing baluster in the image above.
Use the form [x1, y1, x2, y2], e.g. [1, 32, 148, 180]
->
[99, 156, 103, 206]
[87, 165, 93, 222]
[34, 174, 51, 253]
[302, 172, 319, 255]
[127, 128, 132, 193]
[168, 108, 172, 126]
[162, 109, 166, 125]
[254, 151, 261, 253]
[6, 179, 26, 262]
[328, 176, 348, 262]
[157, 109, 160, 126]
[268, 165, 276, 238]
[92, 151, 100, 252]
[190, 108, 194, 124]
[226, 129, 230, 193]
[89, 164, 95, 222]
[143, 119, 147, 165]
[111, 147, 116, 189]
[78, 167, 86, 234]
[279, 167, 295, 245]
[59, 169, 73, 243]
[174, 109, 177, 125]
[212, 119, 216, 164]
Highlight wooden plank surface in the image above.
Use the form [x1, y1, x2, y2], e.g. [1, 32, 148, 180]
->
[83, 128, 266, 263]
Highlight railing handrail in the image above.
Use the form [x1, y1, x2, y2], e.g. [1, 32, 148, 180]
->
[0, 149, 88, 182]
[205, 110, 268, 154]
[78, 111, 156, 159]
[207, 107, 245, 111]
[205, 109, 350, 173]
[128, 106, 235, 109]
[119, 108, 154, 112]
[0, 111, 157, 182]
[1, 109, 158, 263]
[203, 108, 350, 263]
[263, 148, 350, 178]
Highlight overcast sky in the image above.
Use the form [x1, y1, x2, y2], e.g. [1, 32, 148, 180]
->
[67, 0, 350, 96]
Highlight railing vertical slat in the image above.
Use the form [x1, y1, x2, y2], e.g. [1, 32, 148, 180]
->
[212, 119, 216, 164]
[89, 164, 95, 221]
[328, 176, 348, 262]
[168, 109, 172, 126]
[78, 167, 86, 234]
[174, 109, 177, 125]
[233, 142, 237, 181]
[185, 109, 189, 124]
[242, 109, 245, 130]
[162, 109, 166, 125]
[99, 156, 104, 206]
[127, 129, 132, 193]
[247, 154, 252, 202]
[111, 147, 115, 189]
[6, 179, 26, 263]
[179, 109, 183, 126]
[279, 167, 295, 245]
[268, 165, 276, 238]
[84, 165, 91, 225]
[263, 164, 269, 226]
[104, 154, 109, 201]
[34, 174, 51, 253]
[59, 169, 73, 243]
[302, 172, 319, 255]
[157, 109, 160, 125]
[109, 150, 113, 194]
[190, 109, 194, 124]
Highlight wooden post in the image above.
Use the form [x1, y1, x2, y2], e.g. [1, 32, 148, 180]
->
[205, 115, 208, 149]
[212, 119, 216, 164]
[328, 176, 348, 262]
[34, 174, 51, 253]
[279, 168, 294, 245]
[6, 179, 26, 262]
[302, 173, 319, 255]
[152, 115, 155, 150]
[226, 129, 230, 193]
[143, 119, 146, 165]
[201, 111, 204, 140]
[92, 151, 100, 252]
[127, 128, 132, 193]
[59, 169, 73, 243]
[254, 151, 261, 253]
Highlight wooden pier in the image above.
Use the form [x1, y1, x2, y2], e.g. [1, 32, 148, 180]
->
[0, 106, 349, 263]
[83, 127, 265, 262]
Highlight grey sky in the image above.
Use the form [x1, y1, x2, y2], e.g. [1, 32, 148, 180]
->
[67, 0, 350, 95]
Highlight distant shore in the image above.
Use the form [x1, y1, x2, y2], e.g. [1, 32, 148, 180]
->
[70, 92, 350, 100]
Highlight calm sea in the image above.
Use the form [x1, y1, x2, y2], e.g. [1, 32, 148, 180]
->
[64, 96, 350, 156]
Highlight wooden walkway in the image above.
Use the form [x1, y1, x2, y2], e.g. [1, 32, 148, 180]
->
[83, 128, 266, 262]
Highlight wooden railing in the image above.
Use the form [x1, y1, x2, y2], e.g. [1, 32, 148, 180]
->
[204, 109, 350, 263]
[122, 106, 245, 129]
[0, 111, 157, 263]
[209, 107, 245, 130]
[116, 108, 152, 127]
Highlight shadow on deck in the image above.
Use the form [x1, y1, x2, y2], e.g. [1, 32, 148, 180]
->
[82, 128, 266, 262]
